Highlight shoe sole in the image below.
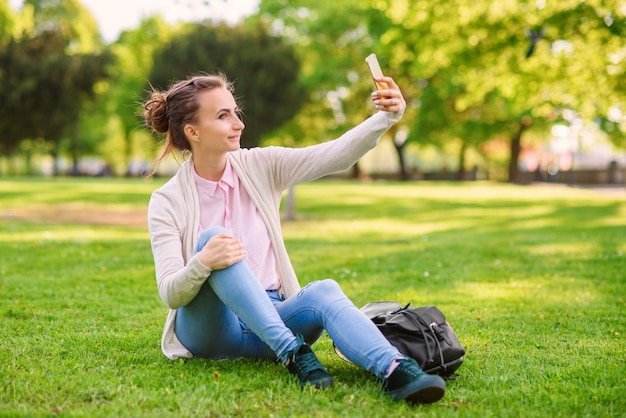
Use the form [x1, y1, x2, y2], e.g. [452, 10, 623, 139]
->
[388, 380, 446, 404]
[302, 376, 334, 390]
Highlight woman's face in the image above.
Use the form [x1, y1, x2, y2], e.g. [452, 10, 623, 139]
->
[185, 87, 245, 156]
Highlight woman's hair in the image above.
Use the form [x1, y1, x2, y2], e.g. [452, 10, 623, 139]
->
[143, 73, 234, 174]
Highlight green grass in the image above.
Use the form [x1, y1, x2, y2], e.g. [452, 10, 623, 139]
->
[1, 177, 624, 417]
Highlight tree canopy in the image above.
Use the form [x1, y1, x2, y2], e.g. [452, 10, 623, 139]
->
[254, 0, 626, 181]
[0, 29, 109, 154]
[1, 0, 624, 179]
[364, 0, 626, 180]
[147, 22, 306, 149]
[0, 0, 109, 174]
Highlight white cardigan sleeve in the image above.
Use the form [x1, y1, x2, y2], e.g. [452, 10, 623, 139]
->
[147, 172, 211, 309]
[269, 110, 402, 189]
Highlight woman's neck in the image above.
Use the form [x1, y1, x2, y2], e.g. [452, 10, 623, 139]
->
[193, 154, 227, 181]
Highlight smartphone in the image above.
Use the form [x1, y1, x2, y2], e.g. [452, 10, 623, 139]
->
[365, 53, 388, 91]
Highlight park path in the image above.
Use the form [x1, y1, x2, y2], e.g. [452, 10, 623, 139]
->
[1, 184, 622, 227]
[0, 205, 147, 227]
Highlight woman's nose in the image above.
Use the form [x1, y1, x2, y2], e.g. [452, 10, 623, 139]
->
[235, 118, 245, 130]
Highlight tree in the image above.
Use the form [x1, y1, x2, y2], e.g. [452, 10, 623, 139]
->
[0, 0, 33, 172]
[147, 22, 306, 149]
[0, 29, 110, 171]
[24, 0, 103, 53]
[252, 0, 396, 177]
[371, 0, 626, 182]
[95, 15, 175, 174]
[0, 0, 110, 174]
[0, 0, 17, 42]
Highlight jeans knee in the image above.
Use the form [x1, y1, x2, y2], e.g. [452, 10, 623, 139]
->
[319, 278, 342, 294]
[196, 226, 231, 253]
[303, 279, 346, 301]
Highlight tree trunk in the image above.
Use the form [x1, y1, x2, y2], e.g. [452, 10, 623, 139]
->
[392, 140, 409, 181]
[457, 140, 467, 181]
[124, 129, 132, 176]
[24, 150, 33, 175]
[51, 144, 60, 176]
[71, 144, 80, 176]
[283, 185, 296, 221]
[389, 126, 410, 181]
[508, 117, 531, 183]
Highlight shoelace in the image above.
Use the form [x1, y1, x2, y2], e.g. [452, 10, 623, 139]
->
[383, 358, 421, 389]
[294, 350, 324, 375]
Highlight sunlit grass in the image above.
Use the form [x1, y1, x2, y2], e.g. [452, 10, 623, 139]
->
[0, 176, 158, 207]
[0, 224, 148, 242]
[0, 177, 624, 417]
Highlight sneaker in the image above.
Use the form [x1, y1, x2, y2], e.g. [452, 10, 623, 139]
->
[285, 334, 333, 389]
[382, 358, 446, 404]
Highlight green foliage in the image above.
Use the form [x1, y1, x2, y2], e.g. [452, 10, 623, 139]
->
[255, 0, 626, 180]
[83, 15, 176, 173]
[0, 0, 36, 41]
[254, 0, 391, 146]
[0, 177, 624, 417]
[109, 16, 175, 136]
[368, 0, 626, 180]
[0, 29, 110, 160]
[0, 0, 16, 42]
[147, 22, 306, 149]
[2, 0, 625, 178]
[24, 0, 104, 53]
[0, 0, 110, 174]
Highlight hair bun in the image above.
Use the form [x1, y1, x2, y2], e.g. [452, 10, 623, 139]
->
[143, 91, 169, 134]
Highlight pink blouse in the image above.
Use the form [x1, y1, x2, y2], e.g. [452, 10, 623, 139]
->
[193, 159, 280, 290]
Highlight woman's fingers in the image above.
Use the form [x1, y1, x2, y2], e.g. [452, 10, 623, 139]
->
[200, 234, 246, 269]
[372, 76, 405, 111]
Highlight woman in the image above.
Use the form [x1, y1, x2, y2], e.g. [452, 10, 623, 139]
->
[143, 72, 446, 404]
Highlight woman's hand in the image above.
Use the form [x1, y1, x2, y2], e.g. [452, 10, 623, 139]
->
[371, 76, 406, 113]
[197, 232, 246, 270]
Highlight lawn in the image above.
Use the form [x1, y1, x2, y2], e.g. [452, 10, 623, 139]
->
[1, 177, 624, 417]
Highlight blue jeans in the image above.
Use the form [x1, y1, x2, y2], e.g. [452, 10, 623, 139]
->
[175, 226, 401, 378]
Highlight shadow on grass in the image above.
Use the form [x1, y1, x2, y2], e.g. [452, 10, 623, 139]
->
[285, 194, 624, 301]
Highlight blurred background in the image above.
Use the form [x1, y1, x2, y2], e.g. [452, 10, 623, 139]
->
[1, 0, 624, 185]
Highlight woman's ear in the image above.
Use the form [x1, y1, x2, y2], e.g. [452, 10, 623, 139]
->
[184, 124, 199, 143]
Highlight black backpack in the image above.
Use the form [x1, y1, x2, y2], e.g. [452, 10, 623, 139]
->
[336, 301, 465, 378]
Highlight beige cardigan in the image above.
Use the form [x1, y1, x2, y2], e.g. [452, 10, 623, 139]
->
[147, 110, 403, 359]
